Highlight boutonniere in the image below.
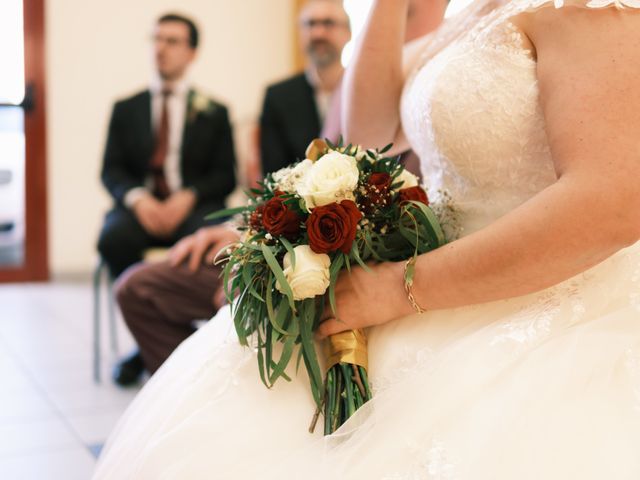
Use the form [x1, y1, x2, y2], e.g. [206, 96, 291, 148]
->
[188, 92, 215, 123]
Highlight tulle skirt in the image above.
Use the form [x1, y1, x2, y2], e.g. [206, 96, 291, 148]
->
[93, 242, 640, 479]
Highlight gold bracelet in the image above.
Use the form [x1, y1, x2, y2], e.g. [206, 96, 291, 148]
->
[403, 257, 427, 314]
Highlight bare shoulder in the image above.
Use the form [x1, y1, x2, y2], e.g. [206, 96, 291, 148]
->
[513, 4, 640, 62]
[510, 4, 640, 176]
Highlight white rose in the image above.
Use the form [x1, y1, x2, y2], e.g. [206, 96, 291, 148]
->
[297, 151, 359, 209]
[396, 169, 419, 189]
[273, 159, 313, 193]
[276, 245, 331, 300]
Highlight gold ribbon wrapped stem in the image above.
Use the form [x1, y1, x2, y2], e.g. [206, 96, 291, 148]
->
[323, 329, 368, 371]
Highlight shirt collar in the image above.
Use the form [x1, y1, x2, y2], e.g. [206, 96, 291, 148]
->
[304, 69, 318, 90]
[150, 74, 190, 97]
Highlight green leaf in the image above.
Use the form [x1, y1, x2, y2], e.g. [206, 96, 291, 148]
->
[324, 367, 335, 435]
[279, 237, 296, 270]
[265, 322, 274, 385]
[269, 331, 297, 384]
[255, 327, 271, 389]
[379, 143, 393, 154]
[265, 275, 277, 324]
[328, 254, 344, 316]
[267, 286, 295, 337]
[261, 243, 296, 311]
[350, 242, 372, 272]
[298, 299, 323, 407]
[409, 201, 446, 247]
[205, 205, 250, 220]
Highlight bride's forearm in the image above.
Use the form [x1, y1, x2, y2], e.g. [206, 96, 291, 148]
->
[342, 0, 409, 147]
[407, 176, 640, 311]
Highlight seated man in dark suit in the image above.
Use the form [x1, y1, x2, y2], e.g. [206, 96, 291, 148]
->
[111, 0, 351, 386]
[99, 13, 236, 385]
[98, 13, 236, 279]
[260, 0, 351, 173]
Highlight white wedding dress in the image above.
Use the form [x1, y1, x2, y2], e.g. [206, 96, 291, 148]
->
[93, 0, 640, 478]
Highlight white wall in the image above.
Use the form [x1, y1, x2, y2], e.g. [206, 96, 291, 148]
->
[46, 0, 295, 275]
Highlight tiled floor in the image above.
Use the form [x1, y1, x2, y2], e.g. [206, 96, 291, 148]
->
[0, 281, 142, 480]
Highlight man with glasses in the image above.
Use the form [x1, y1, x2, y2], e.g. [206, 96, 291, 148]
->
[98, 13, 236, 386]
[260, 0, 351, 174]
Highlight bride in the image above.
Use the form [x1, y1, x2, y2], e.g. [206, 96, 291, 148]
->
[93, 0, 640, 478]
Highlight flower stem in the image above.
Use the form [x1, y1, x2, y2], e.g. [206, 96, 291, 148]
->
[351, 364, 367, 398]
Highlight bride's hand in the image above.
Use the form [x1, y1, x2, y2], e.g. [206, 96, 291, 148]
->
[316, 261, 412, 339]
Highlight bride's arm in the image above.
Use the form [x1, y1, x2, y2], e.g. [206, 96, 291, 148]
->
[342, 0, 410, 148]
[318, 7, 640, 337]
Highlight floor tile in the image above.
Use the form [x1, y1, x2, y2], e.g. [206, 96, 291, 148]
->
[0, 384, 56, 424]
[46, 382, 139, 416]
[0, 445, 96, 480]
[0, 281, 149, 477]
[64, 409, 126, 446]
[0, 354, 35, 394]
[0, 417, 78, 457]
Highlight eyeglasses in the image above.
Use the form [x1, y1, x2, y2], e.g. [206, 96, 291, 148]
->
[151, 34, 190, 47]
[299, 18, 348, 30]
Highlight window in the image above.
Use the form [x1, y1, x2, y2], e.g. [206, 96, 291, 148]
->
[0, 0, 25, 105]
[0, 0, 26, 267]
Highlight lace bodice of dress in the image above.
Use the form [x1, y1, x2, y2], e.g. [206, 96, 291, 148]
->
[401, 0, 635, 235]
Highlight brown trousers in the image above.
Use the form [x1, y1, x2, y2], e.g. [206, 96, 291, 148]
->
[115, 260, 221, 373]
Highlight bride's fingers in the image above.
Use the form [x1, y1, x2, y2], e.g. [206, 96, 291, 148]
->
[315, 317, 349, 340]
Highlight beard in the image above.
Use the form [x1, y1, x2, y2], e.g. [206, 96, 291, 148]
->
[306, 41, 339, 68]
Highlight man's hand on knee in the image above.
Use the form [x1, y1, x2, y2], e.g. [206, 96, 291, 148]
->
[169, 224, 240, 272]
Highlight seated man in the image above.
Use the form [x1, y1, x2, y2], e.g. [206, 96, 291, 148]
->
[115, 225, 237, 375]
[98, 13, 236, 280]
[111, 0, 352, 386]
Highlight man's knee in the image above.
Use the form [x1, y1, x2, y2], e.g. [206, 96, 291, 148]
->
[115, 261, 169, 305]
[115, 263, 147, 313]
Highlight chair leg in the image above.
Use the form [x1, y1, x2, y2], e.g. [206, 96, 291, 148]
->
[107, 277, 119, 354]
[93, 259, 103, 383]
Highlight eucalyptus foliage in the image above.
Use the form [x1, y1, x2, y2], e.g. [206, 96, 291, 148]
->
[209, 141, 446, 433]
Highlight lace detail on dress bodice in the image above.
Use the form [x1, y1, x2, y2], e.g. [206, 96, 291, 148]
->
[401, 0, 639, 234]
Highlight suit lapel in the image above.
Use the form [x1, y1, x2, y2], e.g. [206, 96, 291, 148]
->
[181, 89, 196, 162]
[301, 75, 321, 137]
[141, 90, 154, 163]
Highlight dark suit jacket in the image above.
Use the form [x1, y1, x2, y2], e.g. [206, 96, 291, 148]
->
[101, 89, 236, 211]
[259, 73, 321, 175]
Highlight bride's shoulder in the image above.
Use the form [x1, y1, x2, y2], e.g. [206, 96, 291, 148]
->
[509, 0, 640, 60]
[509, 0, 640, 12]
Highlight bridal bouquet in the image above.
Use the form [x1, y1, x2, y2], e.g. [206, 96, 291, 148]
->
[210, 139, 445, 434]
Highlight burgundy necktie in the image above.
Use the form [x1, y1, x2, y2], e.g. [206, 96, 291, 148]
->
[149, 89, 172, 200]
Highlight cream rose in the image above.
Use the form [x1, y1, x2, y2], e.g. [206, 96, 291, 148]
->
[273, 159, 313, 193]
[276, 245, 330, 300]
[297, 151, 359, 210]
[396, 169, 419, 189]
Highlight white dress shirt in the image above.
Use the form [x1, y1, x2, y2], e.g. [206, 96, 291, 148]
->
[124, 77, 190, 208]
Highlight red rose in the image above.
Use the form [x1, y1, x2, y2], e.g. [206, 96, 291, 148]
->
[262, 196, 302, 239]
[306, 200, 362, 254]
[361, 172, 393, 213]
[369, 172, 392, 192]
[249, 204, 265, 231]
[398, 186, 429, 206]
